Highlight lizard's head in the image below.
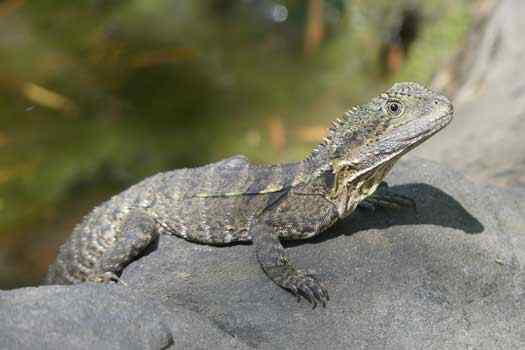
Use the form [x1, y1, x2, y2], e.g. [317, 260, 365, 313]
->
[326, 82, 453, 170]
[310, 82, 453, 217]
[305, 82, 453, 217]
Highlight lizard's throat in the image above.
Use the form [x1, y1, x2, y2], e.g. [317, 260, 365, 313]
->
[329, 161, 396, 218]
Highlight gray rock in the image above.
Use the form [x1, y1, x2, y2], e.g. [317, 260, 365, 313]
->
[121, 158, 525, 349]
[417, 0, 525, 187]
[2, 159, 525, 349]
[0, 284, 250, 350]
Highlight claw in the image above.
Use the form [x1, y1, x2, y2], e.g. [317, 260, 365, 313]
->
[87, 272, 127, 286]
[318, 280, 329, 303]
[300, 284, 317, 307]
[357, 200, 376, 211]
[298, 274, 328, 308]
[288, 285, 301, 303]
[108, 273, 128, 286]
[324, 288, 330, 301]
[310, 286, 324, 304]
[360, 189, 416, 212]
[313, 291, 326, 308]
[305, 276, 326, 307]
[268, 265, 329, 308]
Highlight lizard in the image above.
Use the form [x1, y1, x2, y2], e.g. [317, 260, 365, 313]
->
[44, 82, 453, 307]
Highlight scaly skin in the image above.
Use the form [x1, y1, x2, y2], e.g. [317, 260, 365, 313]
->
[45, 82, 453, 308]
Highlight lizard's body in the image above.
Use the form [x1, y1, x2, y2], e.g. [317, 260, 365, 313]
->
[46, 82, 453, 306]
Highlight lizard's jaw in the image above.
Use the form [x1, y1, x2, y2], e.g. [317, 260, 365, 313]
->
[371, 104, 454, 159]
[397, 108, 454, 153]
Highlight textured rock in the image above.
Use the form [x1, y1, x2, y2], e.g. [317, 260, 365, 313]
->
[2, 158, 525, 349]
[122, 158, 525, 349]
[417, 0, 525, 187]
[0, 284, 250, 350]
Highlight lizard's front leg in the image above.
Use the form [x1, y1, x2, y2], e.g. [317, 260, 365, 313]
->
[252, 220, 329, 308]
[359, 181, 416, 211]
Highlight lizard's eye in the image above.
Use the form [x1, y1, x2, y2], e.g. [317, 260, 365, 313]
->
[385, 100, 404, 117]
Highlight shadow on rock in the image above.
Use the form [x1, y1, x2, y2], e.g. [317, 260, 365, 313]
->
[290, 183, 484, 247]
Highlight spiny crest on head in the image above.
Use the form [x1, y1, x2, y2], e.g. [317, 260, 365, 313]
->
[387, 82, 432, 98]
[306, 82, 437, 163]
[307, 106, 363, 161]
[324, 88, 395, 139]
[324, 106, 360, 142]
[307, 89, 390, 159]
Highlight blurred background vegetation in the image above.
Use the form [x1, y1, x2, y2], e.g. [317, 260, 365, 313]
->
[0, 0, 481, 288]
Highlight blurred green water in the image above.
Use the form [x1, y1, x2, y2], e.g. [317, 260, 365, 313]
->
[0, 0, 473, 287]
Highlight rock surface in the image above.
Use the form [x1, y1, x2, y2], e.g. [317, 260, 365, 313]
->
[417, 0, 525, 187]
[3, 159, 523, 349]
[122, 158, 525, 349]
[0, 284, 250, 350]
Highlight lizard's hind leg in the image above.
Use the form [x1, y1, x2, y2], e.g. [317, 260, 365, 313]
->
[90, 210, 158, 284]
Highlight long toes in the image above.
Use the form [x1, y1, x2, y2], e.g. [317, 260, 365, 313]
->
[288, 285, 301, 302]
[377, 182, 389, 190]
[390, 194, 416, 208]
[107, 272, 128, 286]
[282, 270, 329, 308]
[301, 275, 329, 307]
[403, 197, 417, 211]
[87, 272, 126, 285]
[324, 288, 330, 301]
[298, 284, 317, 308]
[305, 277, 328, 307]
[307, 283, 325, 307]
[392, 196, 417, 212]
[378, 198, 403, 209]
[318, 280, 330, 301]
[366, 193, 417, 211]
[358, 200, 376, 211]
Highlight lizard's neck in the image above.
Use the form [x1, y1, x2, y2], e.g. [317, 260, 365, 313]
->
[299, 108, 368, 177]
[299, 140, 395, 218]
[301, 141, 333, 175]
[296, 137, 344, 190]
[299, 122, 359, 178]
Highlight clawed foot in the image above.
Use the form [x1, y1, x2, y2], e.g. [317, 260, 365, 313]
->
[359, 182, 416, 212]
[266, 265, 329, 308]
[86, 272, 128, 286]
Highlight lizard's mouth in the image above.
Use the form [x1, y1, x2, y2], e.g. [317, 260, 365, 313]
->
[378, 108, 454, 153]
[351, 107, 453, 172]
[403, 109, 454, 147]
